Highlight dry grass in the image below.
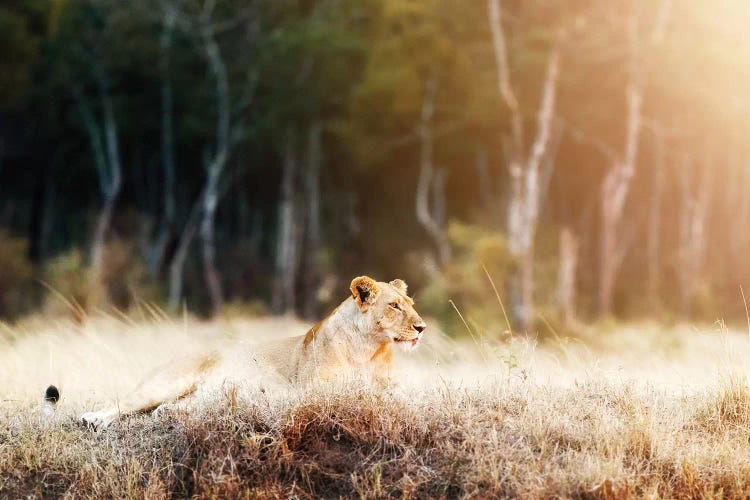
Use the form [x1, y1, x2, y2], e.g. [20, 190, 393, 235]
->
[2, 315, 750, 498]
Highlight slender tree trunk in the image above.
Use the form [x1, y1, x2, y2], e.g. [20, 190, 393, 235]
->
[201, 163, 224, 316]
[598, 5, 670, 316]
[167, 169, 237, 313]
[303, 121, 322, 319]
[678, 155, 694, 312]
[91, 192, 119, 276]
[647, 126, 665, 303]
[557, 227, 579, 325]
[678, 151, 713, 313]
[488, 0, 524, 158]
[539, 121, 565, 215]
[167, 198, 202, 311]
[599, 159, 635, 317]
[198, 17, 232, 316]
[272, 131, 299, 315]
[516, 51, 560, 331]
[598, 19, 643, 317]
[415, 75, 452, 266]
[162, 9, 176, 229]
[73, 80, 122, 288]
[488, 0, 561, 331]
[151, 6, 177, 278]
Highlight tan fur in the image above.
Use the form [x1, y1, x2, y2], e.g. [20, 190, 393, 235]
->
[81, 276, 427, 429]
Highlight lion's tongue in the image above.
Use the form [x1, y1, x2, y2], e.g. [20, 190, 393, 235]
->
[411, 338, 418, 347]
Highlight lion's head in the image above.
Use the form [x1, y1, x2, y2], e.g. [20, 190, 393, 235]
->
[349, 276, 427, 351]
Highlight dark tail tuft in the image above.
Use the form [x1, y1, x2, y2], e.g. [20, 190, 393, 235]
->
[44, 385, 60, 404]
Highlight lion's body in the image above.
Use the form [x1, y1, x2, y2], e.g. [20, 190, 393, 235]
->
[80, 277, 426, 429]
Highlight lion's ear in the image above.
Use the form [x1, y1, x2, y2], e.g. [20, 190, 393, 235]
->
[389, 279, 408, 294]
[350, 276, 380, 311]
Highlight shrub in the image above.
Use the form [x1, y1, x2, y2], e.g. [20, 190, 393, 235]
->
[0, 230, 33, 319]
[420, 221, 512, 338]
[42, 248, 90, 321]
[44, 239, 152, 321]
[96, 237, 150, 311]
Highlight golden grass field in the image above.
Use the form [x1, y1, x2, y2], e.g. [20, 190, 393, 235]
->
[2, 313, 750, 498]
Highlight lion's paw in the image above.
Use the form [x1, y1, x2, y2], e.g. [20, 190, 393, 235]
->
[81, 411, 113, 430]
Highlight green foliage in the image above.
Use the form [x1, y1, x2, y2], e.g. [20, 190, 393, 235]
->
[0, 231, 34, 319]
[43, 240, 151, 320]
[0, 0, 748, 324]
[347, 0, 496, 169]
[420, 221, 512, 337]
[97, 238, 150, 311]
[222, 300, 270, 319]
[0, 1, 49, 106]
[43, 248, 90, 321]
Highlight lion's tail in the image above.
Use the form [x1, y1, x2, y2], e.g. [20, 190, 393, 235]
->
[42, 385, 60, 416]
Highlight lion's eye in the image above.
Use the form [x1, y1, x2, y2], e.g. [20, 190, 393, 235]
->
[390, 302, 401, 311]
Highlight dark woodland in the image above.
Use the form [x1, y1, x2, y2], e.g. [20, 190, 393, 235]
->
[1, 0, 748, 331]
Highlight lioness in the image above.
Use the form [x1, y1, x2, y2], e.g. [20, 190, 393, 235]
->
[79, 276, 426, 429]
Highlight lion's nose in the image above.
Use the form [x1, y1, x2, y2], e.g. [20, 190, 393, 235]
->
[414, 323, 426, 334]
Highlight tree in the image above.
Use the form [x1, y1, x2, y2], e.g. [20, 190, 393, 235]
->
[350, 0, 494, 272]
[272, 130, 299, 315]
[487, 0, 562, 331]
[415, 73, 451, 267]
[165, 0, 259, 314]
[0, 1, 49, 107]
[263, 0, 375, 316]
[557, 226, 579, 326]
[678, 150, 713, 313]
[148, 0, 178, 278]
[598, 1, 671, 316]
[54, 1, 125, 284]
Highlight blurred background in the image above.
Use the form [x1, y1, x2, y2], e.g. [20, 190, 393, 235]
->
[0, 0, 748, 335]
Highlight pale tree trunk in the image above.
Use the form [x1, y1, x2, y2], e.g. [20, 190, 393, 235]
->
[539, 121, 565, 214]
[167, 166, 241, 313]
[598, 84, 640, 316]
[302, 121, 322, 319]
[647, 125, 665, 302]
[272, 131, 299, 315]
[201, 160, 224, 316]
[167, 199, 201, 311]
[150, 4, 177, 278]
[415, 74, 452, 267]
[488, 0, 524, 160]
[598, 4, 670, 316]
[678, 152, 713, 313]
[557, 227, 579, 326]
[198, 15, 231, 316]
[165, 0, 246, 314]
[488, 0, 561, 331]
[95, 87, 123, 280]
[72, 78, 123, 289]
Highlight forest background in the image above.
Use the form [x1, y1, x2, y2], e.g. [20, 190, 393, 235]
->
[0, 0, 747, 335]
